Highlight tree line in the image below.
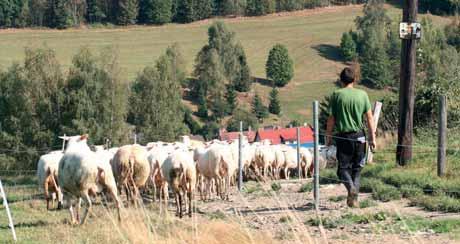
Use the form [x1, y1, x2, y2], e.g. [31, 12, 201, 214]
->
[0, 0, 366, 29]
[0, 21, 293, 170]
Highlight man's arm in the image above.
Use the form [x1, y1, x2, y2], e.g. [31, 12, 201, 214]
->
[326, 116, 335, 146]
[366, 110, 376, 150]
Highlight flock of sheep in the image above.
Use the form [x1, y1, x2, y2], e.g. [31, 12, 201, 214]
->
[36, 134, 336, 225]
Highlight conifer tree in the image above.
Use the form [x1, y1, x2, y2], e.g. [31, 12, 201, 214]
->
[138, 0, 172, 24]
[116, 0, 138, 25]
[175, 0, 194, 23]
[226, 84, 237, 114]
[340, 31, 357, 62]
[45, 0, 72, 29]
[268, 87, 281, 115]
[266, 43, 294, 87]
[251, 93, 268, 121]
[87, 0, 106, 23]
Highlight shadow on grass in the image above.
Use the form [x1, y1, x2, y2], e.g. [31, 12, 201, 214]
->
[237, 202, 331, 216]
[0, 220, 49, 229]
[311, 44, 344, 63]
[253, 77, 274, 87]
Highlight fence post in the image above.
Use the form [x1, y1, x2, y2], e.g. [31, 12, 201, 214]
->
[0, 179, 17, 242]
[313, 101, 320, 211]
[61, 133, 66, 152]
[296, 127, 301, 179]
[238, 121, 243, 191]
[438, 95, 447, 177]
[368, 102, 383, 163]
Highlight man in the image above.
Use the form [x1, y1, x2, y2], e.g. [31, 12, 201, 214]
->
[326, 67, 376, 207]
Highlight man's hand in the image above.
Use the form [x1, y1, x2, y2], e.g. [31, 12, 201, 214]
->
[326, 116, 335, 146]
[369, 138, 376, 152]
[326, 135, 333, 146]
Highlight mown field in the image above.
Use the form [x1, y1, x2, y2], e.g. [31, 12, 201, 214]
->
[0, 5, 451, 122]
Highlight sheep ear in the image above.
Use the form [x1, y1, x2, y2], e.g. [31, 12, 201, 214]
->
[80, 134, 89, 141]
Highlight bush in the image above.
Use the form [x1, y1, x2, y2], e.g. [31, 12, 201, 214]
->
[400, 185, 424, 198]
[329, 195, 347, 202]
[340, 31, 357, 61]
[299, 182, 313, 192]
[271, 182, 282, 192]
[226, 108, 259, 132]
[371, 181, 401, 202]
[266, 44, 294, 87]
[445, 19, 460, 51]
[410, 194, 460, 213]
[359, 199, 377, 208]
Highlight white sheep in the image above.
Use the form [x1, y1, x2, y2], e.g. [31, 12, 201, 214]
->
[58, 135, 121, 225]
[162, 149, 196, 218]
[111, 144, 151, 206]
[37, 151, 64, 210]
[282, 147, 298, 180]
[147, 146, 172, 203]
[272, 146, 285, 180]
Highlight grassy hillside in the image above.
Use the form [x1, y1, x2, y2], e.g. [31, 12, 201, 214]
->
[0, 5, 451, 124]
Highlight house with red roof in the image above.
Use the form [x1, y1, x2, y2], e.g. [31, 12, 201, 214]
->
[254, 126, 314, 145]
[219, 128, 256, 143]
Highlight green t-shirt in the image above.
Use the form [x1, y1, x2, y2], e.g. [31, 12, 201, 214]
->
[330, 87, 371, 133]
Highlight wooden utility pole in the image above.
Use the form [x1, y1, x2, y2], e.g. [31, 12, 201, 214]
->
[437, 95, 447, 177]
[397, 0, 418, 166]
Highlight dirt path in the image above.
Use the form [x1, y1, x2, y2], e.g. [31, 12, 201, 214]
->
[193, 180, 459, 244]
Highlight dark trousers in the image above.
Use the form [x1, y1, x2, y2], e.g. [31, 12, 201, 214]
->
[335, 131, 366, 194]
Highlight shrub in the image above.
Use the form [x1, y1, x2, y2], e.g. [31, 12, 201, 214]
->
[226, 108, 259, 132]
[329, 195, 347, 202]
[359, 199, 377, 208]
[410, 194, 460, 213]
[279, 216, 292, 223]
[299, 183, 313, 193]
[271, 182, 282, 192]
[340, 31, 357, 61]
[371, 181, 401, 202]
[400, 185, 424, 198]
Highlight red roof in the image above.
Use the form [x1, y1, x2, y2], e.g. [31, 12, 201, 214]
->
[219, 130, 256, 142]
[255, 126, 314, 145]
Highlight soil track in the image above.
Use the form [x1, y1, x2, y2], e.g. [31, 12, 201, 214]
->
[193, 180, 458, 243]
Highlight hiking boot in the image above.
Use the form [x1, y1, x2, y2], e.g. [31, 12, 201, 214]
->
[346, 194, 354, 207]
[347, 188, 358, 208]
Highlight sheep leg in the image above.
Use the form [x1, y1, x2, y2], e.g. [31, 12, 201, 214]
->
[107, 187, 122, 222]
[174, 192, 180, 217]
[178, 192, 183, 218]
[46, 198, 50, 211]
[188, 190, 193, 218]
[80, 192, 92, 225]
[67, 197, 77, 225]
[51, 193, 56, 209]
[57, 188, 63, 210]
[69, 204, 77, 225]
[44, 180, 50, 211]
[124, 182, 130, 205]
